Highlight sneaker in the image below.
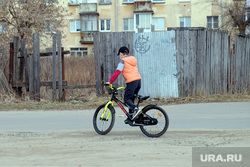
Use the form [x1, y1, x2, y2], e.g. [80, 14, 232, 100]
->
[124, 118, 129, 124]
[132, 108, 142, 120]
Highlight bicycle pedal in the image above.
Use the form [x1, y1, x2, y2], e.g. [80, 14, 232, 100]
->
[119, 115, 124, 117]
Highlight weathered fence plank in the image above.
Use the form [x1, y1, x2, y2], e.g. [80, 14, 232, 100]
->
[93, 32, 102, 96]
[13, 37, 19, 84]
[183, 30, 189, 97]
[24, 49, 29, 91]
[189, 30, 196, 96]
[33, 33, 40, 101]
[9, 43, 14, 84]
[29, 46, 34, 100]
[19, 39, 25, 82]
[52, 34, 57, 101]
[196, 30, 206, 94]
[57, 32, 63, 101]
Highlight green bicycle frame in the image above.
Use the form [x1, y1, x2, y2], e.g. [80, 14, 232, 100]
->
[101, 84, 126, 120]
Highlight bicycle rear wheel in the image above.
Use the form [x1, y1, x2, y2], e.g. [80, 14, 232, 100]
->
[93, 104, 115, 135]
[140, 105, 169, 137]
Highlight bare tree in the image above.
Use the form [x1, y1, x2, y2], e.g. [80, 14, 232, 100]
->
[0, 0, 70, 83]
[222, 0, 250, 35]
[0, 0, 70, 50]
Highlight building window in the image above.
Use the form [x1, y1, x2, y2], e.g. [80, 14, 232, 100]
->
[247, 9, 250, 20]
[81, 15, 98, 31]
[45, 21, 56, 33]
[0, 21, 7, 34]
[123, 0, 134, 3]
[152, 0, 165, 2]
[99, 19, 111, 32]
[46, 0, 56, 5]
[70, 20, 81, 32]
[180, 17, 191, 27]
[152, 18, 165, 31]
[100, 0, 111, 3]
[68, 0, 97, 4]
[135, 13, 152, 31]
[70, 48, 88, 57]
[0, 0, 6, 7]
[68, 0, 85, 4]
[207, 16, 218, 29]
[123, 18, 134, 31]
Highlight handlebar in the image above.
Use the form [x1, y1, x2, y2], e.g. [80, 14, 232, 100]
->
[104, 84, 125, 94]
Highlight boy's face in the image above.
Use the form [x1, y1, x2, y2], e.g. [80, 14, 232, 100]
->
[119, 52, 125, 59]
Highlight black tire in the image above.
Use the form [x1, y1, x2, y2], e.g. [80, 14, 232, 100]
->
[140, 105, 169, 138]
[93, 103, 115, 135]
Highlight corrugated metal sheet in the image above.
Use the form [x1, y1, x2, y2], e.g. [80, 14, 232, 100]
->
[133, 31, 179, 99]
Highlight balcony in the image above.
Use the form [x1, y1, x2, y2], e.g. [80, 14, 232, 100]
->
[134, 1, 153, 13]
[79, 3, 98, 14]
[80, 32, 97, 44]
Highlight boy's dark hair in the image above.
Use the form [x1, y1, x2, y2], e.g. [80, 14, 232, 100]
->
[117, 46, 129, 56]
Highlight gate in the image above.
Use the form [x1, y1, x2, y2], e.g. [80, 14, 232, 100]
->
[134, 31, 178, 98]
[94, 31, 179, 98]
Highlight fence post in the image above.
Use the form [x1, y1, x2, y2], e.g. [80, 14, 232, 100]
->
[24, 49, 29, 91]
[9, 43, 14, 85]
[19, 39, 25, 82]
[57, 32, 63, 101]
[13, 36, 19, 85]
[93, 32, 102, 96]
[52, 34, 57, 101]
[33, 33, 40, 101]
[61, 47, 66, 101]
[16, 38, 26, 96]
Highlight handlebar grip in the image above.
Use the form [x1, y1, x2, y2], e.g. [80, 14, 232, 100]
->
[104, 83, 114, 90]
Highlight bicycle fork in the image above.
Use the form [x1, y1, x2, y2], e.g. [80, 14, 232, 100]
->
[101, 101, 113, 121]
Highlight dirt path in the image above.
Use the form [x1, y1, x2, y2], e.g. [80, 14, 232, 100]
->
[1, 130, 250, 167]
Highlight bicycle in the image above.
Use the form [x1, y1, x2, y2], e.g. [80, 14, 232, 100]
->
[93, 84, 169, 137]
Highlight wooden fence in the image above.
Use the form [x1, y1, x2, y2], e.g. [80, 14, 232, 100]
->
[94, 30, 250, 97]
[175, 30, 231, 96]
[93, 32, 134, 96]
[9, 33, 68, 101]
[234, 35, 250, 93]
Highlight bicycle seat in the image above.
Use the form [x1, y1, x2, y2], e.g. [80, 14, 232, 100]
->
[138, 95, 150, 101]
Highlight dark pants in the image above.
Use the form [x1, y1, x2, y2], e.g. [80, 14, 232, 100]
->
[124, 80, 141, 112]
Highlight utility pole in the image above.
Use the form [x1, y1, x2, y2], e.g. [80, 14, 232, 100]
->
[220, 0, 223, 29]
[116, 0, 118, 32]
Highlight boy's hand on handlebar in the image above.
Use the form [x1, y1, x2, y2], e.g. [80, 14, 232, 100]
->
[105, 82, 110, 86]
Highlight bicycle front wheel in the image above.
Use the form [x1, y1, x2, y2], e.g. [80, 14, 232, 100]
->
[93, 103, 115, 135]
[140, 105, 169, 137]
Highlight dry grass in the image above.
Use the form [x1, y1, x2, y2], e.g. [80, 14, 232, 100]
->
[0, 92, 249, 111]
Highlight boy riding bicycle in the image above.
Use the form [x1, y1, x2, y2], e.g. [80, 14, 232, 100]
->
[106, 46, 142, 120]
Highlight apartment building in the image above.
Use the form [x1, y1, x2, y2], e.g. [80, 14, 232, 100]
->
[0, 0, 248, 56]
[65, 0, 224, 56]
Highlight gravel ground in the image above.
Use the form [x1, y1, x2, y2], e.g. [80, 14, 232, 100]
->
[1, 130, 250, 167]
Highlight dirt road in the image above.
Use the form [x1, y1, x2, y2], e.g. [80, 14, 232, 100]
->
[0, 102, 250, 167]
[1, 130, 250, 167]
